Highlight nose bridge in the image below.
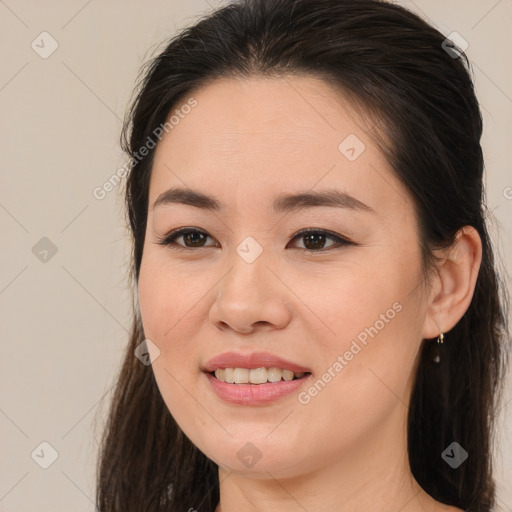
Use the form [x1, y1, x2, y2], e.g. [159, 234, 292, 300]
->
[210, 234, 291, 332]
[223, 235, 271, 299]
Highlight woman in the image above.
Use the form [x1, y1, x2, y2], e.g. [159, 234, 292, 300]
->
[96, 0, 510, 510]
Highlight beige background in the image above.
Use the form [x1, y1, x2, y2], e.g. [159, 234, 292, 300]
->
[0, 0, 510, 510]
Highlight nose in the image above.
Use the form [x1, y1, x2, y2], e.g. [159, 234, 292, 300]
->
[208, 248, 292, 334]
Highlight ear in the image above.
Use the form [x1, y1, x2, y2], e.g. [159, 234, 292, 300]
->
[422, 226, 482, 339]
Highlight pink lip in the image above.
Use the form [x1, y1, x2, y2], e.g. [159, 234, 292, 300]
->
[202, 351, 311, 373]
[204, 372, 312, 406]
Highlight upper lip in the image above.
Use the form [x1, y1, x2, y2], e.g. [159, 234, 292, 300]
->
[203, 351, 311, 373]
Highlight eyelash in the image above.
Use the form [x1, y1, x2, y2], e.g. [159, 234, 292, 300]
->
[155, 227, 354, 253]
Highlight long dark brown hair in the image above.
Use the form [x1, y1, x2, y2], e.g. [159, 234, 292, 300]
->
[95, 1, 511, 510]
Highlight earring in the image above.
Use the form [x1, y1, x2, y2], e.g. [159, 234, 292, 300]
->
[433, 331, 443, 364]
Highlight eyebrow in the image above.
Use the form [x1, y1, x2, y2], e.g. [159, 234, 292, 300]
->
[152, 187, 376, 214]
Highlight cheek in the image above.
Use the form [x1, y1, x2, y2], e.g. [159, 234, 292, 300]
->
[290, 255, 408, 348]
[138, 258, 168, 343]
[138, 256, 210, 435]
[297, 253, 424, 405]
[137, 252, 209, 384]
[137, 252, 204, 343]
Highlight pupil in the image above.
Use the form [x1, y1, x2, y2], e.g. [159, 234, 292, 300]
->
[304, 233, 325, 250]
[185, 232, 205, 247]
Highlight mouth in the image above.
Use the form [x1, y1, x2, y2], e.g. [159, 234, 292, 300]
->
[204, 368, 313, 405]
[202, 351, 313, 404]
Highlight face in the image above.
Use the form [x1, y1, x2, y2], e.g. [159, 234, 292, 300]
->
[137, 75, 430, 478]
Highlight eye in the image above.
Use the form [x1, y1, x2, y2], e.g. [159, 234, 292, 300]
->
[156, 227, 353, 252]
[156, 227, 218, 249]
[288, 228, 353, 252]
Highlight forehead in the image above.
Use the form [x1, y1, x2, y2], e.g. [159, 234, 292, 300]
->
[155, 74, 364, 164]
[149, 75, 406, 216]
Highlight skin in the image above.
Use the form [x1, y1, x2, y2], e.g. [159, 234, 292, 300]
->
[137, 75, 481, 512]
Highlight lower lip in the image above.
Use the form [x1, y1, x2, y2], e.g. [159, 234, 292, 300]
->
[204, 372, 312, 405]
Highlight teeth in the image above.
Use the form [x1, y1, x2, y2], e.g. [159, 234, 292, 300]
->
[223, 368, 234, 383]
[213, 366, 308, 384]
[233, 368, 249, 383]
[267, 367, 283, 382]
[282, 369, 294, 381]
[249, 367, 268, 384]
